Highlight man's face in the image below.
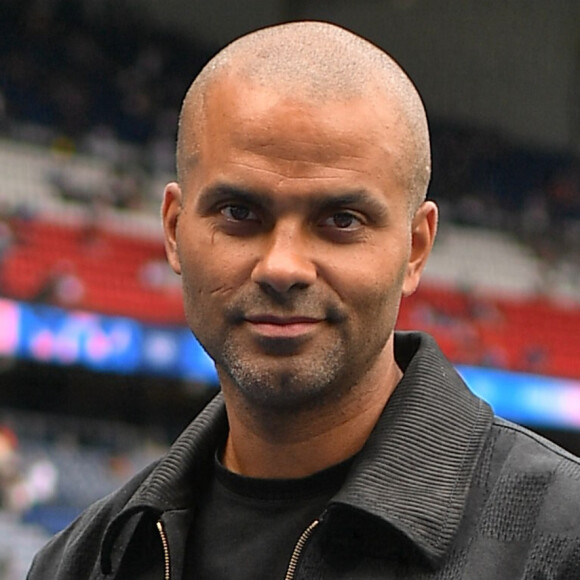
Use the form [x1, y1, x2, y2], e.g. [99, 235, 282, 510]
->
[163, 75, 435, 410]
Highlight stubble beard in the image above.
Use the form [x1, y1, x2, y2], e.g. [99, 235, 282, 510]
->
[188, 283, 397, 414]
[217, 334, 351, 412]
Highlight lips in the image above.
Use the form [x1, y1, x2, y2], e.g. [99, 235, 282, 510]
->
[244, 314, 324, 338]
[245, 314, 323, 324]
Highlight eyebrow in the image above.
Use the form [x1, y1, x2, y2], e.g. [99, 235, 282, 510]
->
[196, 183, 390, 220]
[196, 184, 273, 212]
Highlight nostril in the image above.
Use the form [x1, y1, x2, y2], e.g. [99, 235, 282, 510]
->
[251, 254, 316, 295]
[256, 279, 310, 301]
[250, 225, 317, 293]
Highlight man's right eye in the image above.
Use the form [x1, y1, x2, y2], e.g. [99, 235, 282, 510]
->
[220, 204, 258, 222]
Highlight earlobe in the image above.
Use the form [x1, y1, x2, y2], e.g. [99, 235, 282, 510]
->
[402, 201, 438, 297]
[162, 182, 183, 275]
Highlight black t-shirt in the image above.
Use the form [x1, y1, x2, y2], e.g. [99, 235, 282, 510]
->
[184, 453, 353, 579]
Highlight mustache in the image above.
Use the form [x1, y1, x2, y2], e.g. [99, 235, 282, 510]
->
[224, 290, 346, 324]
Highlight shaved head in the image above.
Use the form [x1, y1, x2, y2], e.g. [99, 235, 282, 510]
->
[176, 21, 431, 213]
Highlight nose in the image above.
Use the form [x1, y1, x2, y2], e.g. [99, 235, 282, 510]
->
[251, 223, 317, 295]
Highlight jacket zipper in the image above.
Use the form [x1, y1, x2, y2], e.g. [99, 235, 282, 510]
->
[284, 519, 320, 580]
[156, 514, 320, 580]
[156, 520, 170, 580]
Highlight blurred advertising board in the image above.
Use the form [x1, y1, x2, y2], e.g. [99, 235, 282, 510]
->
[1, 298, 579, 428]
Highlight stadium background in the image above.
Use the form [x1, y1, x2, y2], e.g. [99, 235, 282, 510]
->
[0, 0, 579, 577]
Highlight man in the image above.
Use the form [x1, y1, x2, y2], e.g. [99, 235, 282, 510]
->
[28, 21, 580, 579]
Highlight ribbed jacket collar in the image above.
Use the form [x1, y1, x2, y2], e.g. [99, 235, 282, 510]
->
[330, 331, 493, 564]
[100, 332, 493, 572]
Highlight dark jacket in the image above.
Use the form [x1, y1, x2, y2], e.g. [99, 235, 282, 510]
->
[27, 332, 580, 579]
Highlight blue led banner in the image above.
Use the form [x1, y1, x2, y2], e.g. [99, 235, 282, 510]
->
[0, 298, 217, 383]
[458, 365, 580, 430]
[1, 298, 579, 429]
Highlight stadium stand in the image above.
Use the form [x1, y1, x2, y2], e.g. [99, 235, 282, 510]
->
[0, 510, 50, 580]
[0, 408, 166, 578]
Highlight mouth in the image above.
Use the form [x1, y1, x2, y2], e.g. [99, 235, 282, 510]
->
[244, 314, 324, 338]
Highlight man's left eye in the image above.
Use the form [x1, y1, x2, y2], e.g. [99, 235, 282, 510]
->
[322, 212, 362, 229]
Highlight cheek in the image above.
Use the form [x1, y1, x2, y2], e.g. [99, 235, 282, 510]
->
[343, 255, 410, 344]
[323, 240, 410, 308]
[178, 231, 252, 305]
[179, 252, 232, 342]
[357, 271, 406, 322]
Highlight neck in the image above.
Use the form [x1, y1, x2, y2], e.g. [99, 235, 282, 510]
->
[220, 356, 403, 479]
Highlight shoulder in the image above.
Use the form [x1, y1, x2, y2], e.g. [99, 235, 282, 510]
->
[491, 416, 580, 478]
[481, 417, 580, 530]
[471, 418, 580, 575]
[27, 460, 159, 579]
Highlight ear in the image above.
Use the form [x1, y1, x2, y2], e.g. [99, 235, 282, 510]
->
[402, 200, 438, 297]
[161, 181, 183, 275]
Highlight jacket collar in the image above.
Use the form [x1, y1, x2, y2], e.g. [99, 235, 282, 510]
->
[100, 395, 228, 573]
[101, 332, 493, 572]
[330, 331, 493, 565]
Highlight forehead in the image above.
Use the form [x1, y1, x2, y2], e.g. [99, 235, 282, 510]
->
[189, 73, 404, 163]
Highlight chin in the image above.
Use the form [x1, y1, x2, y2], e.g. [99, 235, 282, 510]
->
[224, 360, 345, 411]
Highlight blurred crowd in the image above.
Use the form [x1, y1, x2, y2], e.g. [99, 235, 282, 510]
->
[0, 426, 57, 514]
[0, 0, 213, 170]
[0, 411, 166, 578]
[430, 123, 580, 265]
